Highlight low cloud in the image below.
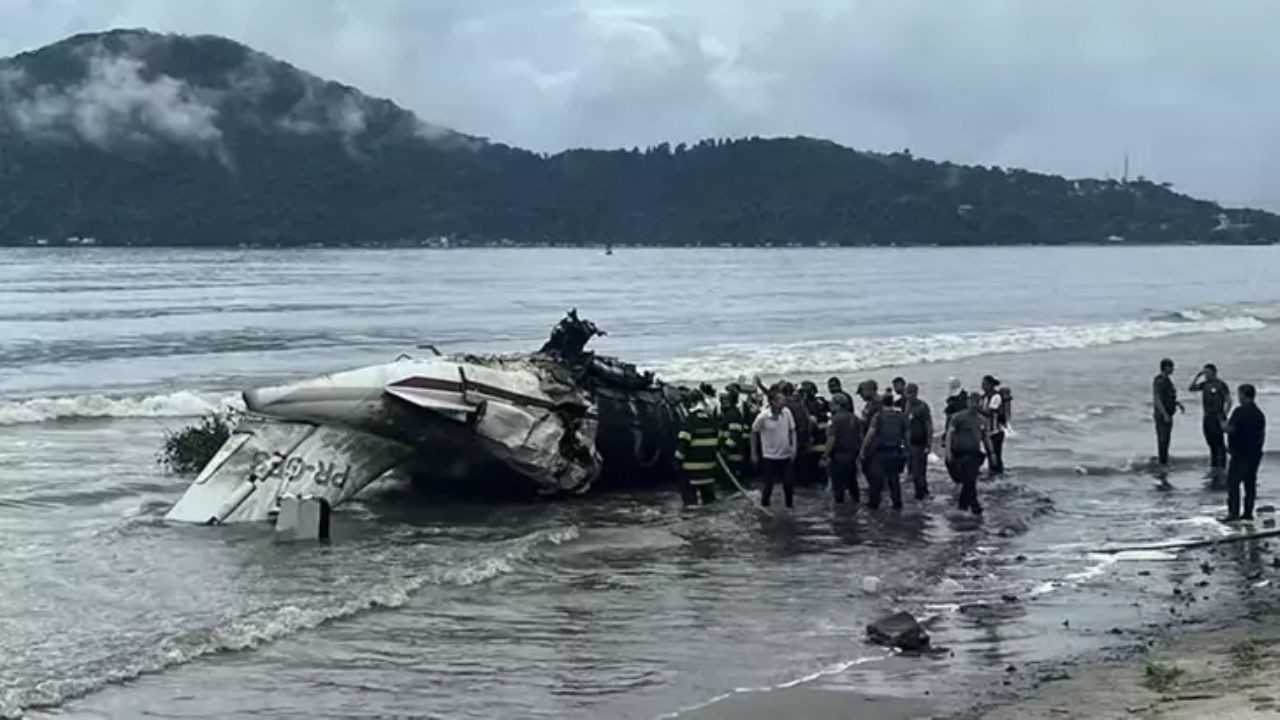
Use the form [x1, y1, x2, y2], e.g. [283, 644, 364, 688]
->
[2, 51, 223, 151]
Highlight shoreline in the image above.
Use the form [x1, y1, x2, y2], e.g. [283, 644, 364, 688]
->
[676, 520, 1280, 720]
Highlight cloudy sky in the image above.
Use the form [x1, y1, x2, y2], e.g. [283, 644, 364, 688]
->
[2, 0, 1278, 209]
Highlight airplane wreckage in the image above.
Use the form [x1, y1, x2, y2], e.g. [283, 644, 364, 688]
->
[166, 312, 698, 525]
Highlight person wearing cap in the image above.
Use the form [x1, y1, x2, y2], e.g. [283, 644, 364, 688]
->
[980, 375, 1007, 476]
[861, 391, 909, 510]
[946, 392, 989, 515]
[1152, 358, 1184, 471]
[823, 393, 863, 505]
[718, 387, 751, 486]
[782, 382, 813, 485]
[903, 383, 934, 501]
[675, 391, 720, 506]
[800, 381, 831, 486]
[942, 378, 968, 484]
[1190, 363, 1232, 487]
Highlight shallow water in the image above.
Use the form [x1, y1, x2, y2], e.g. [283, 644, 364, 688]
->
[3, 246, 1280, 718]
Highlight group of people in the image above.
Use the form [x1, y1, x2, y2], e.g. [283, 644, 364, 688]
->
[1152, 359, 1268, 521]
[673, 373, 1013, 516]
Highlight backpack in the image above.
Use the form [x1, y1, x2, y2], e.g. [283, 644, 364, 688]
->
[997, 387, 1012, 426]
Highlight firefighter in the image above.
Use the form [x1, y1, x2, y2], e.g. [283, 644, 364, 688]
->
[675, 393, 720, 506]
[719, 388, 751, 486]
[799, 381, 831, 486]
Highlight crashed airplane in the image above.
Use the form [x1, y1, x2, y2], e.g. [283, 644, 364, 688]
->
[166, 312, 690, 524]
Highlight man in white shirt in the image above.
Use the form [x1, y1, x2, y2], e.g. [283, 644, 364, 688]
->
[752, 389, 797, 508]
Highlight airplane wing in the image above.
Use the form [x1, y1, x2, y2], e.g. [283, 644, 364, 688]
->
[164, 415, 412, 524]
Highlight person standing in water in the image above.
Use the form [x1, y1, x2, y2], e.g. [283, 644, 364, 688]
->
[891, 377, 907, 409]
[946, 392, 990, 515]
[823, 393, 863, 505]
[1152, 358, 1184, 472]
[943, 378, 968, 485]
[752, 390, 797, 509]
[903, 383, 934, 501]
[981, 375, 1008, 476]
[861, 392, 908, 510]
[1225, 384, 1266, 522]
[828, 377, 855, 416]
[1190, 363, 1232, 486]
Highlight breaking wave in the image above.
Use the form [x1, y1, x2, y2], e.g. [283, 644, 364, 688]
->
[0, 525, 580, 719]
[0, 391, 243, 426]
[654, 313, 1265, 381]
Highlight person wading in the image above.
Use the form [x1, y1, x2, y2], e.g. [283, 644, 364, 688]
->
[861, 392, 908, 510]
[903, 383, 934, 501]
[981, 375, 1008, 476]
[823, 393, 863, 505]
[674, 394, 720, 507]
[1225, 384, 1266, 522]
[1152, 358, 1184, 474]
[752, 390, 797, 509]
[946, 392, 990, 516]
[781, 383, 812, 486]
[718, 388, 751, 486]
[1190, 363, 1232, 487]
[828, 377, 855, 417]
[800, 381, 831, 487]
[942, 377, 968, 485]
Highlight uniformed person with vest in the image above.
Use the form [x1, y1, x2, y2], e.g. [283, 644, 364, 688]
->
[719, 388, 751, 486]
[675, 392, 720, 506]
[861, 391, 908, 510]
[800, 381, 831, 486]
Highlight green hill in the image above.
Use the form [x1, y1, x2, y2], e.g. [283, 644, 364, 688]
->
[1, 29, 1275, 247]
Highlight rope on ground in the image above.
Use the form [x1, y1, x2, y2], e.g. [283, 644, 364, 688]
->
[716, 453, 773, 518]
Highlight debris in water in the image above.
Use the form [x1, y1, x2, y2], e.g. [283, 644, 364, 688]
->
[866, 612, 931, 652]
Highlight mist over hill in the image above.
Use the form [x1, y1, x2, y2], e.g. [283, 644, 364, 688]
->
[1, 29, 1276, 247]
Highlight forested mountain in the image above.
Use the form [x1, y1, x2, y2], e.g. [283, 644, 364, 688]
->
[1, 29, 1276, 247]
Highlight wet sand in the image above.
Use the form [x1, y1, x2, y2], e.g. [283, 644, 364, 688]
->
[978, 615, 1280, 719]
[683, 686, 937, 720]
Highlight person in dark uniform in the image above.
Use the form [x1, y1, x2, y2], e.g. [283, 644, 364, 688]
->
[718, 389, 751, 486]
[783, 382, 813, 485]
[827, 377, 855, 415]
[824, 393, 863, 505]
[1225, 384, 1266, 521]
[942, 377, 968, 485]
[946, 392, 990, 515]
[1190, 363, 1232, 487]
[674, 395, 720, 506]
[800, 381, 830, 486]
[903, 383, 934, 501]
[890, 377, 907, 409]
[856, 379, 879, 419]
[861, 392, 908, 510]
[1152, 358, 1184, 471]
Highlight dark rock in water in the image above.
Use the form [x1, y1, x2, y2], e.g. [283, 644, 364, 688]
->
[1001, 594, 1020, 604]
[1138, 570, 1151, 576]
[1173, 588, 1183, 596]
[866, 611, 930, 652]
[1200, 561, 1214, 575]
[1265, 519, 1277, 529]
[1271, 557, 1280, 569]
[1006, 664, 1017, 673]
[1195, 580, 1210, 588]
[1108, 627, 1124, 635]
[1015, 554, 1028, 562]
[1258, 505, 1277, 514]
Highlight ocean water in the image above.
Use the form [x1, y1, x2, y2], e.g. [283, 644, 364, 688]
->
[3, 246, 1280, 719]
